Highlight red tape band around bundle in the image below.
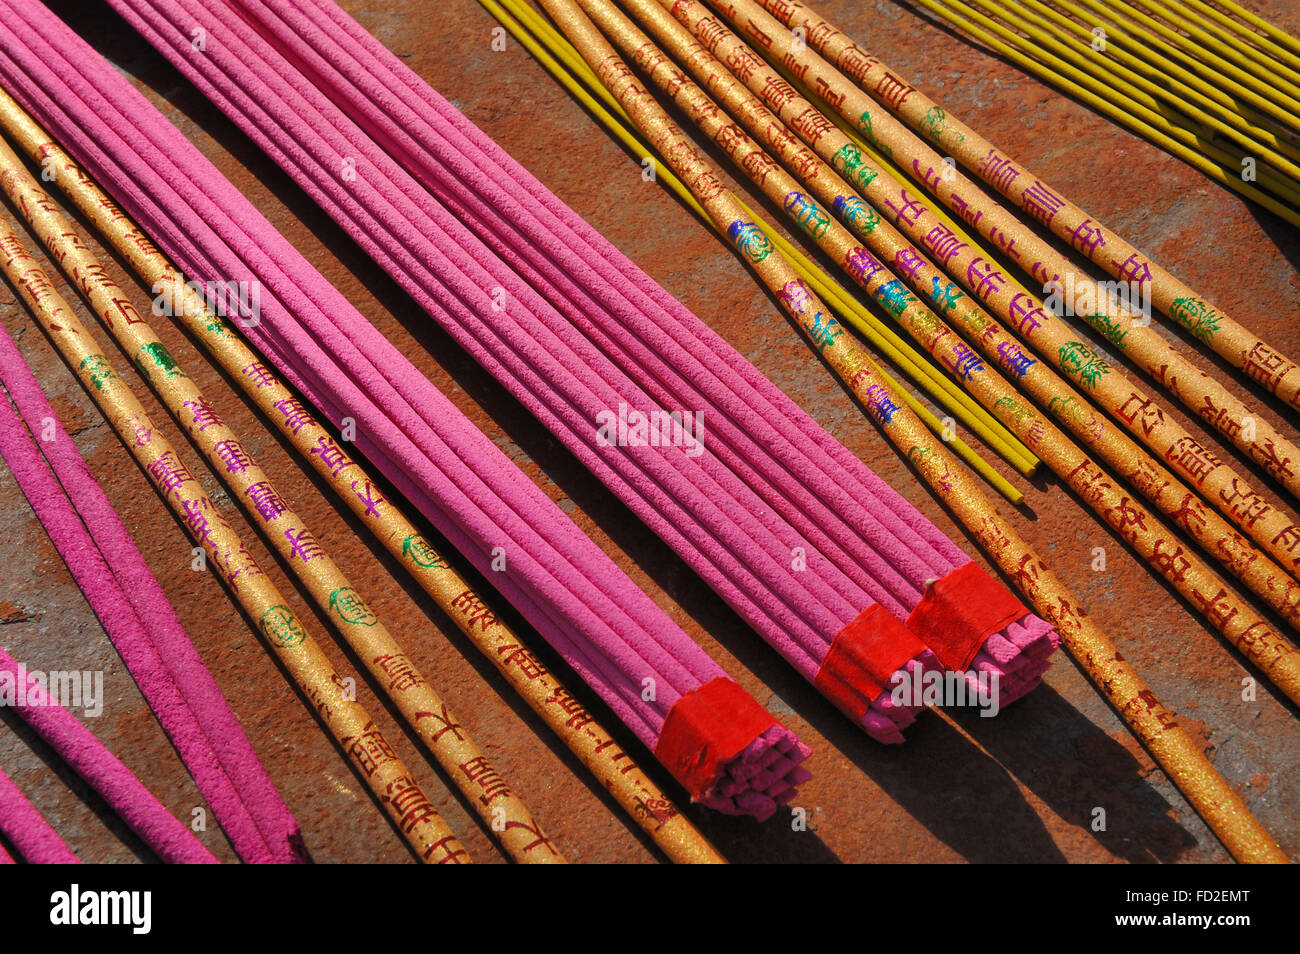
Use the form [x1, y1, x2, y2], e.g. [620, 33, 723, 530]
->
[906, 561, 1028, 671]
[654, 677, 775, 797]
[814, 603, 924, 720]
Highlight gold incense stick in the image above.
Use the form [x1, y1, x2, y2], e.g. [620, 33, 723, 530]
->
[0, 88, 724, 865]
[538, 0, 1288, 863]
[0, 209, 470, 864]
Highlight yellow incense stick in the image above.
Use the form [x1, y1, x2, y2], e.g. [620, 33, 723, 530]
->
[1216, 0, 1300, 61]
[1077, 0, 1300, 121]
[1178, 0, 1300, 76]
[1053, 0, 1300, 136]
[1018, 0, 1300, 165]
[1134, 0, 1300, 104]
[920, 0, 1300, 219]
[977, 0, 1300, 181]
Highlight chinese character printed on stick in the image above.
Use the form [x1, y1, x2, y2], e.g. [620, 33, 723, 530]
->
[885, 187, 926, 228]
[1165, 436, 1222, 486]
[245, 481, 288, 522]
[213, 439, 254, 476]
[1020, 180, 1065, 226]
[147, 452, 195, 501]
[922, 223, 968, 268]
[273, 397, 313, 435]
[966, 257, 1007, 303]
[284, 527, 324, 562]
[342, 721, 399, 776]
[978, 149, 1019, 192]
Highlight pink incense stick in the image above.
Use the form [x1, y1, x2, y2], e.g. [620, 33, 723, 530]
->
[0, 320, 301, 863]
[0, 651, 217, 863]
[281, 0, 942, 577]
[281, 0, 972, 584]
[0, 764, 80, 863]
[287, 0, 1058, 596]
[249, 0, 1056, 613]
[277, 0, 1046, 733]
[156, 0, 865, 654]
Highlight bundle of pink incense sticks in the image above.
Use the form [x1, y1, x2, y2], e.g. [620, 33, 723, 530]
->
[103, 0, 1056, 735]
[0, 0, 813, 819]
[0, 315, 302, 862]
[0, 0, 1057, 766]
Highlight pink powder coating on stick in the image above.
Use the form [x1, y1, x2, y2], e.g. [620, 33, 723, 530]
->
[0, 764, 79, 864]
[274, 0, 945, 603]
[240, 0, 1060, 704]
[274, 0, 973, 589]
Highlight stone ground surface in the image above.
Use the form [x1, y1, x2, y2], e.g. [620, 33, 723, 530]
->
[0, 0, 1297, 863]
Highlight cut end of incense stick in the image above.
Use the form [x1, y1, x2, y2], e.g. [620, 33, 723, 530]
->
[860, 650, 943, 744]
[654, 677, 811, 820]
[698, 724, 814, 821]
[968, 613, 1060, 709]
[905, 563, 1060, 711]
